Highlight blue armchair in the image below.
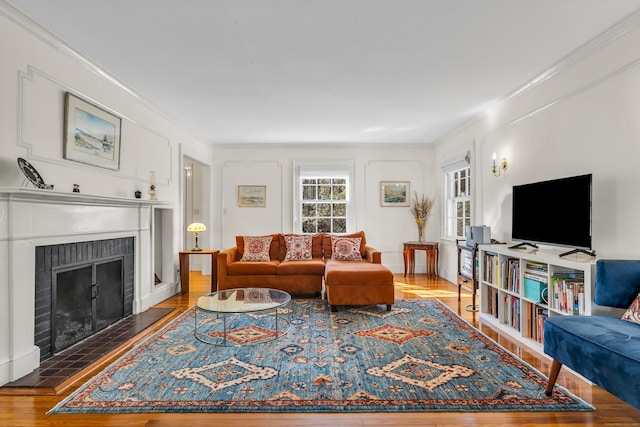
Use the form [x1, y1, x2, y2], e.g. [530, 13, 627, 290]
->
[544, 259, 640, 409]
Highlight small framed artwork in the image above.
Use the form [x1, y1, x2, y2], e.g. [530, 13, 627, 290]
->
[380, 181, 410, 207]
[63, 92, 122, 171]
[238, 185, 267, 207]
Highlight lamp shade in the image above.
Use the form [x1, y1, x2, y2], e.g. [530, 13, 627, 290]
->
[187, 223, 206, 233]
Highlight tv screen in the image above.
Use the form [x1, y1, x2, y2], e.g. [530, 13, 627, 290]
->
[511, 174, 592, 250]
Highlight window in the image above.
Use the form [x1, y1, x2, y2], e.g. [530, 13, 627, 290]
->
[301, 178, 347, 233]
[445, 166, 471, 239]
[294, 161, 354, 234]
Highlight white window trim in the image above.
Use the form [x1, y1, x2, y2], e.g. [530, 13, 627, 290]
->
[441, 154, 472, 242]
[293, 160, 355, 233]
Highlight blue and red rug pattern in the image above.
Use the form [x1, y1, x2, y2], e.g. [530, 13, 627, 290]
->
[49, 299, 592, 413]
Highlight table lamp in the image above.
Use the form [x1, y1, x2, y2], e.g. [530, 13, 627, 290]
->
[187, 222, 206, 251]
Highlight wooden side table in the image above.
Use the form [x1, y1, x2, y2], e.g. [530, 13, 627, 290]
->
[179, 250, 219, 294]
[403, 241, 439, 277]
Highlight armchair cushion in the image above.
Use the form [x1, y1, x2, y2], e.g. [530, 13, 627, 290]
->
[594, 259, 640, 308]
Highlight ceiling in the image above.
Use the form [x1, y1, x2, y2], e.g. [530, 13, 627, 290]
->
[6, 0, 640, 146]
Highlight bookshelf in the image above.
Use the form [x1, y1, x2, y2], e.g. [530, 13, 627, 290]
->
[479, 244, 596, 354]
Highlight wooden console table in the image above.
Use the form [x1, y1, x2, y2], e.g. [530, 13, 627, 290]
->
[179, 250, 219, 294]
[403, 241, 439, 277]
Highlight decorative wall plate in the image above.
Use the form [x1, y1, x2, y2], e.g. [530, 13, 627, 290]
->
[17, 157, 46, 189]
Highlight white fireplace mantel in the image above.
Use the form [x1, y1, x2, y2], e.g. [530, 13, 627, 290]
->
[0, 188, 176, 386]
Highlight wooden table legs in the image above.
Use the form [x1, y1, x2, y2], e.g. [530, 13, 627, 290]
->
[403, 243, 438, 277]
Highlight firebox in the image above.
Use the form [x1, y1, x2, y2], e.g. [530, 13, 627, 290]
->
[35, 238, 134, 360]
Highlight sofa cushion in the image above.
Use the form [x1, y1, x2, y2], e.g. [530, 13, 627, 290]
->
[331, 236, 363, 261]
[279, 234, 323, 260]
[227, 260, 280, 275]
[325, 259, 393, 286]
[283, 235, 313, 261]
[237, 234, 279, 261]
[278, 258, 326, 275]
[622, 292, 640, 325]
[323, 231, 366, 258]
[240, 235, 273, 261]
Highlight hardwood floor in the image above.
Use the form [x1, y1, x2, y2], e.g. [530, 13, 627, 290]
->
[1, 273, 639, 427]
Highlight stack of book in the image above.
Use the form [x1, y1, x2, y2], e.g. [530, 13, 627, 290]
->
[483, 253, 499, 284]
[551, 273, 586, 315]
[503, 258, 520, 292]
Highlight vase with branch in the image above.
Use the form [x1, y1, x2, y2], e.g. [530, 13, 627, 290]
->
[411, 192, 433, 242]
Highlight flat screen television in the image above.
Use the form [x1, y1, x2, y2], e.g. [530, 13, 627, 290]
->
[511, 174, 593, 256]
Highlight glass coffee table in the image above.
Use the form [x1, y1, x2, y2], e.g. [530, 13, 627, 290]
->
[194, 288, 291, 346]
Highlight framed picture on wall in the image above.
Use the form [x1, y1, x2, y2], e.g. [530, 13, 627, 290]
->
[380, 181, 410, 207]
[63, 92, 122, 171]
[238, 185, 267, 207]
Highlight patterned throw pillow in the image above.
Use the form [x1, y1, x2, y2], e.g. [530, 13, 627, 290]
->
[240, 235, 273, 261]
[621, 292, 640, 325]
[284, 235, 312, 261]
[331, 236, 362, 261]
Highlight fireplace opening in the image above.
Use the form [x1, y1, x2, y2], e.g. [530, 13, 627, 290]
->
[53, 257, 124, 353]
[35, 238, 134, 360]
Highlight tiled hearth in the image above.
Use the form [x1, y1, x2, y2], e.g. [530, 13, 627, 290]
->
[0, 307, 175, 393]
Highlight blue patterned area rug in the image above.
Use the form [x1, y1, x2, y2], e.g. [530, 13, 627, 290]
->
[49, 299, 592, 414]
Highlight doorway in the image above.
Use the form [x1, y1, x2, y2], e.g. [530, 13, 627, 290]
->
[183, 155, 208, 273]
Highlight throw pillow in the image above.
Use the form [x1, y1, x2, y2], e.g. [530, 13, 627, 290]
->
[621, 292, 640, 325]
[284, 235, 312, 261]
[331, 236, 362, 261]
[240, 235, 273, 261]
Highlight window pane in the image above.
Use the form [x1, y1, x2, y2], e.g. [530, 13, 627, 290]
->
[464, 200, 471, 217]
[317, 203, 331, 217]
[460, 177, 466, 196]
[332, 203, 346, 217]
[456, 219, 464, 237]
[302, 219, 316, 233]
[302, 186, 316, 200]
[299, 175, 349, 234]
[302, 203, 316, 217]
[456, 201, 463, 216]
[317, 218, 331, 232]
[333, 218, 346, 233]
[318, 185, 331, 200]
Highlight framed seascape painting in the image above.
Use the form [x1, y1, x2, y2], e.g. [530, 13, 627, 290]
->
[238, 185, 267, 207]
[380, 181, 410, 207]
[63, 92, 122, 171]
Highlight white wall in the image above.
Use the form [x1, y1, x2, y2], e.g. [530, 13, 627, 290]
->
[0, 5, 215, 253]
[435, 14, 640, 284]
[212, 144, 437, 273]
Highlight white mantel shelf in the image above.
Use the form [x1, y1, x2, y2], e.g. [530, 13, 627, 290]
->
[0, 187, 171, 206]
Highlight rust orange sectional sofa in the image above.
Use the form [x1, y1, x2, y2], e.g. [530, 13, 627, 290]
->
[217, 231, 394, 311]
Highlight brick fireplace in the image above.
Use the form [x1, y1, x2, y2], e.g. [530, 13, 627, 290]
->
[0, 189, 176, 386]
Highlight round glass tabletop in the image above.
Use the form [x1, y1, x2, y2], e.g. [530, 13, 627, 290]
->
[196, 288, 291, 314]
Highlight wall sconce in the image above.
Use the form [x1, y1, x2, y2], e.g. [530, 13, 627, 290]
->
[187, 223, 206, 251]
[492, 153, 508, 177]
